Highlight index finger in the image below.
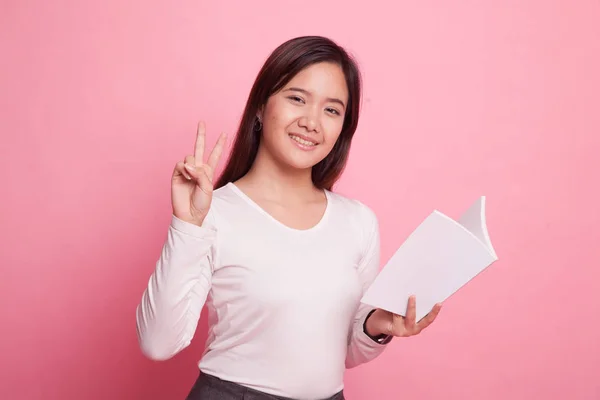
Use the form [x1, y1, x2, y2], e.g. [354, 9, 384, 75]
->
[405, 295, 417, 327]
[194, 121, 206, 164]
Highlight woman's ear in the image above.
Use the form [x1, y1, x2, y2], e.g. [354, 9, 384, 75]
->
[253, 107, 265, 132]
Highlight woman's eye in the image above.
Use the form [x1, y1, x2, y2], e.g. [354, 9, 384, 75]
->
[326, 107, 340, 116]
[288, 96, 304, 103]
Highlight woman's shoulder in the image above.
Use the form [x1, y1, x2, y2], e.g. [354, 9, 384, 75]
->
[327, 190, 380, 260]
[197, 183, 241, 227]
[326, 189, 379, 230]
[211, 182, 239, 203]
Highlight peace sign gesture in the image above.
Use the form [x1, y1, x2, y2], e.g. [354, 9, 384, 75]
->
[171, 121, 227, 226]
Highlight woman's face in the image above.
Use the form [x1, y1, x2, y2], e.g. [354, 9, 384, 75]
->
[258, 62, 349, 171]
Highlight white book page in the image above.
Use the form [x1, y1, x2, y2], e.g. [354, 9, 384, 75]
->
[361, 204, 498, 321]
[458, 196, 498, 260]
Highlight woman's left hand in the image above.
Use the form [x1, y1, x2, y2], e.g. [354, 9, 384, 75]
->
[365, 295, 442, 338]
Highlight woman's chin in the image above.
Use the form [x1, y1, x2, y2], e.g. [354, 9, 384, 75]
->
[279, 153, 325, 171]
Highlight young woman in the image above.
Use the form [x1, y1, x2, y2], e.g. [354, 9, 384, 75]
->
[136, 35, 441, 400]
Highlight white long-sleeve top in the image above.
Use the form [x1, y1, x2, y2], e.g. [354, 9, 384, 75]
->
[136, 182, 389, 399]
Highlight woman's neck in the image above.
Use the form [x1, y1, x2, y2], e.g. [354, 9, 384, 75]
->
[235, 146, 321, 202]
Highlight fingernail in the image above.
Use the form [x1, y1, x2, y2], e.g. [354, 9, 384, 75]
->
[184, 164, 195, 172]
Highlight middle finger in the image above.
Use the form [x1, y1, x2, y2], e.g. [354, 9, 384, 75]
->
[405, 295, 417, 329]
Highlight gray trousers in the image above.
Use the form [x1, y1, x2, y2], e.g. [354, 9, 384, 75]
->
[185, 373, 345, 400]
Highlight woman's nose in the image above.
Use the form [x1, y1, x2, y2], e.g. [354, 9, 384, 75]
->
[298, 114, 320, 133]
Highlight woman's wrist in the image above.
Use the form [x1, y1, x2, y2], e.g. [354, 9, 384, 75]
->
[364, 309, 387, 336]
[363, 309, 392, 344]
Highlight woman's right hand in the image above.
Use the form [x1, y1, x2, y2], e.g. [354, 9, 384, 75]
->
[171, 121, 227, 226]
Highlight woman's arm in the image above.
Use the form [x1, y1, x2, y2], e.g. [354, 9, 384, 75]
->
[135, 214, 217, 361]
[345, 204, 390, 368]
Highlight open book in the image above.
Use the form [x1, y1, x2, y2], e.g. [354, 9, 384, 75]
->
[361, 196, 499, 322]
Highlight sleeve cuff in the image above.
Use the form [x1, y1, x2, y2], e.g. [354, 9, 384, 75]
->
[170, 215, 216, 238]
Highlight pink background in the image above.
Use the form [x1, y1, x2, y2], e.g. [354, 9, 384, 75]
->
[2, 1, 599, 399]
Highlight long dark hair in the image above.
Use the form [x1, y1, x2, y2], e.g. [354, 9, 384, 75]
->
[214, 35, 362, 191]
